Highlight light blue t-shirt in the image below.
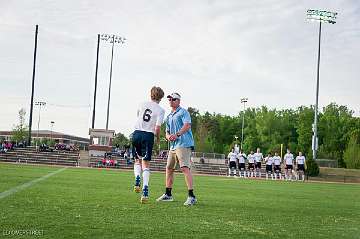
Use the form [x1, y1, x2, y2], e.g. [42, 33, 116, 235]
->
[166, 106, 194, 150]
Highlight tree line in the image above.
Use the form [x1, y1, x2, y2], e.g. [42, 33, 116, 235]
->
[180, 103, 359, 169]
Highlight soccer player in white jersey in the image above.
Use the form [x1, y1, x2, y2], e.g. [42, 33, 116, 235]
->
[284, 149, 294, 181]
[237, 150, 247, 178]
[132, 86, 165, 203]
[254, 148, 263, 178]
[234, 144, 240, 154]
[296, 151, 306, 181]
[273, 152, 282, 180]
[227, 148, 237, 177]
[265, 153, 274, 180]
[247, 151, 255, 178]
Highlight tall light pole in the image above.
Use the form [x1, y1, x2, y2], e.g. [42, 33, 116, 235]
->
[240, 98, 248, 150]
[28, 25, 39, 146]
[100, 34, 126, 130]
[35, 101, 46, 147]
[91, 34, 100, 129]
[306, 9, 337, 160]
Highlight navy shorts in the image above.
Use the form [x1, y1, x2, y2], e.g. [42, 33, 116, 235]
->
[286, 164, 293, 170]
[297, 164, 305, 171]
[229, 161, 237, 168]
[239, 163, 246, 170]
[274, 165, 281, 172]
[256, 162, 261, 169]
[132, 130, 154, 161]
[266, 165, 273, 172]
[248, 163, 255, 170]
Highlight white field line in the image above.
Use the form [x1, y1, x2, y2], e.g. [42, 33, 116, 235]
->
[0, 167, 67, 200]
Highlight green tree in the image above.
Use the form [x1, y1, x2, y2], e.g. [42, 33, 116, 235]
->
[112, 132, 130, 148]
[11, 108, 28, 143]
[343, 130, 360, 169]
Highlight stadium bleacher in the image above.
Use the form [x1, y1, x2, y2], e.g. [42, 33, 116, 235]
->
[0, 147, 79, 167]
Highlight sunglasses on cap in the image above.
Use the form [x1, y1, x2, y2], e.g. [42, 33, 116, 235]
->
[168, 98, 178, 101]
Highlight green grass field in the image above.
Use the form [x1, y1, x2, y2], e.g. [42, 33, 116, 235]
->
[0, 163, 359, 239]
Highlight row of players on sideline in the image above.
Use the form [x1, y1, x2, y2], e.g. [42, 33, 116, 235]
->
[227, 145, 306, 181]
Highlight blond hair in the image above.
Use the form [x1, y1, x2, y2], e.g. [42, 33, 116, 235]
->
[150, 86, 164, 101]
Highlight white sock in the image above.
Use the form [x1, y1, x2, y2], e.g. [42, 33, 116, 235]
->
[134, 163, 142, 179]
[142, 168, 150, 188]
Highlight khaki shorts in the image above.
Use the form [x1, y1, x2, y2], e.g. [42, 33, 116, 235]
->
[166, 147, 192, 169]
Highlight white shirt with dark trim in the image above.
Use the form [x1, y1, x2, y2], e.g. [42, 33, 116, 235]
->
[273, 156, 281, 165]
[284, 153, 294, 165]
[237, 153, 246, 164]
[296, 156, 306, 165]
[254, 152, 263, 163]
[134, 101, 165, 134]
[265, 157, 274, 165]
[248, 154, 255, 163]
[228, 152, 237, 162]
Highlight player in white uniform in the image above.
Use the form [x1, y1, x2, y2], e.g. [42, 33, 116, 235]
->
[227, 148, 238, 177]
[264, 153, 274, 180]
[237, 150, 247, 178]
[296, 152, 306, 181]
[247, 151, 255, 178]
[132, 86, 165, 203]
[284, 149, 294, 181]
[254, 148, 263, 178]
[272, 152, 282, 180]
[234, 144, 240, 155]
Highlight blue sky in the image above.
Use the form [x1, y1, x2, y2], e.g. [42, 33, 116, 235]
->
[1, 0, 359, 137]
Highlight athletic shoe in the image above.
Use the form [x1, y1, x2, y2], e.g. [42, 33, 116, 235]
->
[183, 196, 197, 206]
[156, 194, 174, 202]
[140, 186, 149, 204]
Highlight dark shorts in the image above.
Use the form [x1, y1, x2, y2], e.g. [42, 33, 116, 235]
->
[132, 130, 154, 161]
[256, 162, 261, 169]
[274, 165, 281, 172]
[229, 161, 236, 168]
[248, 163, 255, 170]
[297, 164, 305, 171]
[239, 163, 246, 170]
[266, 165, 273, 172]
[286, 164, 293, 170]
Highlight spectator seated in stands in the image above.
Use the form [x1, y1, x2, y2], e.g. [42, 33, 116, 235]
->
[39, 143, 54, 152]
[0, 143, 5, 153]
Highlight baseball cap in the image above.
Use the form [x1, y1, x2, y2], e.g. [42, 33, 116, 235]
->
[167, 92, 181, 100]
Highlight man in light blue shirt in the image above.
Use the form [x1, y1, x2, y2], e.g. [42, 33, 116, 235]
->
[156, 92, 196, 206]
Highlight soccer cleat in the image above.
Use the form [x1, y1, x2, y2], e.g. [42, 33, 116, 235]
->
[156, 194, 174, 202]
[183, 196, 197, 206]
[140, 186, 149, 204]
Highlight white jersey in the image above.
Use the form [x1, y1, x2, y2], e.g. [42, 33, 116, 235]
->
[296, 156, 306, 165]
[254, 152, 263, 163]
[265, 157, 273, 165]
[134, 101, 165, 134]
[237, 153, 246, 164]
[284, 153, 294, 165]
[273, 156, 281, 165]
[248, 154, 255, 163]
[234, 145, 240, 154]
[228, 152, 237, 162]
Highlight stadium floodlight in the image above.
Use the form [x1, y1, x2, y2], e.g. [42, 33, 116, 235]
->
[240, 98, 248, 150]
[35, 101, 46, 147]
[306, 9, 337, 24]
[306, 9, 337, 161]
[100, 34, 126, 130]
